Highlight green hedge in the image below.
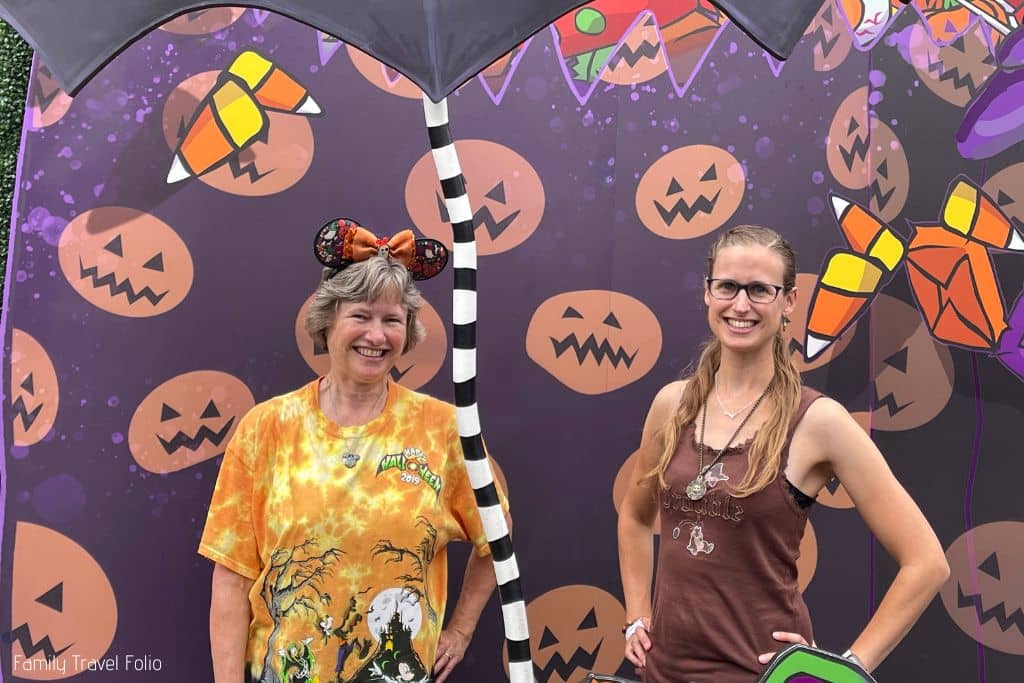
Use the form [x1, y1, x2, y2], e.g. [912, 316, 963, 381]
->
[0, 21, 33, 307]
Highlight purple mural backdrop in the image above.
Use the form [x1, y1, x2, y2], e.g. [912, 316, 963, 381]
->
[3, 3, 1024, 682]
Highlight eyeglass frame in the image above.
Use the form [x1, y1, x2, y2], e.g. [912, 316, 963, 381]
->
[705, 278, 788, 304]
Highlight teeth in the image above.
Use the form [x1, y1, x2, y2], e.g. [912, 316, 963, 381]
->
[727, 319, 755, 329]
[356, 348, 384, 357]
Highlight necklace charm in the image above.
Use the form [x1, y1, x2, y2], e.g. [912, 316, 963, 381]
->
[342, 452, 361, 468]
[686, 477, 708, 501]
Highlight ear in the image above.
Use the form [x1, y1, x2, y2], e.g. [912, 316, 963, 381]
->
[703, 281, 712, 308]
[783, 286, 797, 318]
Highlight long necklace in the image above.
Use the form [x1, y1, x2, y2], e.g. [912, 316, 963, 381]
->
[685, 385, 770, 501]
[324, 381, 388, 468]
[715, 381, 763, 420]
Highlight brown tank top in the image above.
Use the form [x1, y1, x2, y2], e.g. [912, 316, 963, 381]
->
[643, 387, 823, 683]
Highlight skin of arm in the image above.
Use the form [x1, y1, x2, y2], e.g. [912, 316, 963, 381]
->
[773, 397, 950, 670]
[617, 380, 685, 669]
[432, 512, 512, 683]
[210, 562, 255, 683]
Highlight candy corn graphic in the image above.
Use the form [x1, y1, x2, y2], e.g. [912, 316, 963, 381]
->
[941, 176, 1024, 252]
[226, 50, 321, 115]
[167, 50, 321, 183]
[804, 194, 905, 361]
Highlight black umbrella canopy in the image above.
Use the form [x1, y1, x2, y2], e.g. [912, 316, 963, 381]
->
[0, 0, 827, 101]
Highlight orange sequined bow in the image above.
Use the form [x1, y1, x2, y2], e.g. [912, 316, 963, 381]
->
[341, 227, 416, 266]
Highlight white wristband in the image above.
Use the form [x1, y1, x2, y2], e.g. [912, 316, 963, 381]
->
[842, 649, 865, 669]
[624, 617, 647, 641]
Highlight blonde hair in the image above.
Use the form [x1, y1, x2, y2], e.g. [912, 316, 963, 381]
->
[645, 225, 802, 497]
[304, 256, 426, 354]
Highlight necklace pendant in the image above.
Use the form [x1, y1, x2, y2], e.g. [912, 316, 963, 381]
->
[685, 478, 707, 501]
[722, 409, 738, 420]
[341, 453, 360, 468]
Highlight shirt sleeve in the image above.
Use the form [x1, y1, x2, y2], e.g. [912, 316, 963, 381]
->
[197, 406, 263, 580]
[445, 422, 511, 558]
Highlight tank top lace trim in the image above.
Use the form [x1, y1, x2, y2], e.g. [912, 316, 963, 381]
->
[643, 386, 824, 683]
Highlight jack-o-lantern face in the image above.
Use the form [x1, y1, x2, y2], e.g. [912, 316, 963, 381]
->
[507, 585, 625, 683]
[160, 8, 246, 34]
[827, 87, 871, 190]
[11, 522, 117, 680]
[161, 70, 315, 196]
[347, 45, 424, 99]
[527, 290, 662, 395]
[9, 329, 60, 447]
[982, 162, 1024, 228]
[406, 139, 545, 255]
[636, 145, 745, 240]
[909, 23, 997, 107]
[128, 370, 255, 473]
[294, 293, 447, 391]
[870, 294, 954, 431]
[599, 15, 668, 86]
[867, 119, 910, 222]
[57, 207, 194, 317]
[29, 63, 74, 129]
[804, 2, 854, 71]
[941, 521, 1024, 655]
[783, 273, 858, 372]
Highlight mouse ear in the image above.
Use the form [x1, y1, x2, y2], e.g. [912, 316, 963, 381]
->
[313, 218, 362, 269]
[408, 238, 449, 281]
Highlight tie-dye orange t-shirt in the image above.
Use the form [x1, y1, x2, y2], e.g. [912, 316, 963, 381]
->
[199, 379, 505, 683]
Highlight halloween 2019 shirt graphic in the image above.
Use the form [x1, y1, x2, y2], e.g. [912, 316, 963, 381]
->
[3, 3, 1024, 682]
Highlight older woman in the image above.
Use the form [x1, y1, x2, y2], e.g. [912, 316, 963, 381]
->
[200, 220, 507, 683]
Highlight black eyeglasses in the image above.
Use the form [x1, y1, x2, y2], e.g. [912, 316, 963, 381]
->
[706, 278, 785, 304]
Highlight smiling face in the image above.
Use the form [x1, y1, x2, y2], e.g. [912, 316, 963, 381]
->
[327, 298, 409, 387]
[705, 245, 796, 355]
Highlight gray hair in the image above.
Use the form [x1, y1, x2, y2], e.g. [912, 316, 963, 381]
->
[304, 256, 426, 354]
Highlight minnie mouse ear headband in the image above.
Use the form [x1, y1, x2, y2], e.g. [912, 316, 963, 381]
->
[314, 218, 448, 281]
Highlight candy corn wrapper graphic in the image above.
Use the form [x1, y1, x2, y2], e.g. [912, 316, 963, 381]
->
[803, 195, 905, 361]
[906, 224, 1008, 350]
[226, 51, 322, 115]
[554, 0, 701, 59]
[168, 51, 321, 183]
[942, 176, 1024, 252]
[957, 0, 1021, 35]
[757, 644, 876, 683]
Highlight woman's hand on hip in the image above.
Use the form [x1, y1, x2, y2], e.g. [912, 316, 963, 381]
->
[433, 626, 470, 683]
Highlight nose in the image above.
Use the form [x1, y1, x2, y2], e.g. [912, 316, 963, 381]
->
[730, 290, 752, 312]
[364, 318, 387, 344]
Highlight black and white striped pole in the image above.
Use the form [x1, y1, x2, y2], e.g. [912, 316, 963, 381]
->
[422, 94, 532, 683]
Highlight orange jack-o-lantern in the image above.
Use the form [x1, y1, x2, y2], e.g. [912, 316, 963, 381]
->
[827, 87, 871, 190]
[505, 585, 625, 683]
[941, 521, 1024, 655]
[636, 144, 745, 240]
[804, 2, 854, 71]
[294, 292, 447, 391]
[406, 139, 545, 255]
[868, 119, 910, 221]
[29, 62, 74, 129]
[982, 162, 1024, 228]
[870, 294, 954, 431]
[783, 273, 859, 373]
[128, 370, 255, 473]
[599, 14, 669, 86]
[527, 290, 662, 395]
[9, 329, 60, 447]
[346, 45, 424, 99]
[161, 70, 315, 196]
[160, 8, 246, 34]
[57, 206, 194, 317]
[909, 23, 996, 107]
[10, 522, 117, 680]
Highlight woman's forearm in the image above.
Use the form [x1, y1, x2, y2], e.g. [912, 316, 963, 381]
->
[847, 558, 949, 671]
[210, 563, 254, 683]
[618, 512, 656, 621]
